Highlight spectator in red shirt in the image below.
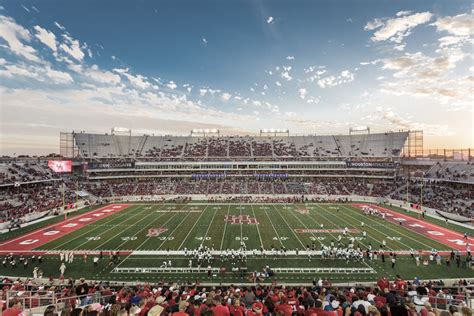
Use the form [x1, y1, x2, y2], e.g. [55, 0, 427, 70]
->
[247, 302, 263, 316]
[2, 299, 22, 316]
[229, 299, 246, 316]
[377, 277, 390, 292]
[213, 298, 230, 316]
[275, 297, 293, 316]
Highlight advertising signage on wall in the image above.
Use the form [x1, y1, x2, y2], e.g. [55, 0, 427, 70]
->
[87, 162, 135, 169]
[346, 161, 398, 169]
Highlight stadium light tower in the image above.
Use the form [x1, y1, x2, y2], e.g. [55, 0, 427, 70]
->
[349, 126, 370, 135]
[191, 128, 220, 137]
[260, 129, 290, 137]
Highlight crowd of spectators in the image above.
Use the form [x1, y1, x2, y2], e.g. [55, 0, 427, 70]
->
[0, 276, 472, 315]
[77, 178, 472, 218]
[0, 162, 59, 185]
[0, 182, 78, 222]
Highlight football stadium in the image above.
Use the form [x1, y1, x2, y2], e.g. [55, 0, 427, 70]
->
[0, 0, 473, 315]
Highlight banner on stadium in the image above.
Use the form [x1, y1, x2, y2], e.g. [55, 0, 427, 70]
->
[87, 162, 135, 169]
[192, 173, 226, 179]
[48, 160, 72, 173]
[254, 173, 288, 178]
[346, 161, 398, 169]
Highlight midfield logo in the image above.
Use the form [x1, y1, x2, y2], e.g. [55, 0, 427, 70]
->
[224, 215, 259, 225]
[294, 208, 309, 215]
[147, 227, 168, 237]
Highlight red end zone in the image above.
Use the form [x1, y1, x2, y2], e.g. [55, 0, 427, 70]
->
[352, 203, 473, 252]
[0, 204, 129, 254]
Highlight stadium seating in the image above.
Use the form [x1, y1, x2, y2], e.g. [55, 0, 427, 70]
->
[0, 276, 472, 315]
[72, 132, 409, 159]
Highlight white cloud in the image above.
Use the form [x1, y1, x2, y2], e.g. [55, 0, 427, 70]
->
[266, 16, 274, 24]
[0, 64, 39, 79]
[281, 71, 292, 81]
[221, 92, 232, 101]
[0, 16, 40, 62]
[298, 88, 307, 99]
[316, 70, 355, 88]
[45, 67, 73, 84]
[433, 13, 473, 37]
[365, 12, 432, 44]
[275, 81, 282, 87]
[87, 65, 121, 84]
[286, 56, 295, 60]
[199, 89, 207, 97]
[166, 81, 177, 90]
[202, 37, 208, 46]
[59, 34, 85, 61]
[34, 26, 57, 53]
[21, 5, 30, 13]
[54, 22, 65, 31]
[396, 11, 412, 17]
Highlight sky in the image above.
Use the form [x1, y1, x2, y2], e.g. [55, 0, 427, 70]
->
[0, 0, 472, 156]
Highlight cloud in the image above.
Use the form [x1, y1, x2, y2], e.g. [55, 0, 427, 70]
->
[87, 65, 121, 84]
[59, 34, 85, 61]
[298, 88, 307, 99]
[21, 5, 30, 13]
[202, 37, 207, 46]
[275, 81, 281, 87]
[266, 16, 274, 24]
[44, 67, 73, 84]
[433, 13, 473, 37]
[54, 22, 65, 31]
[34, 26, 57, 53]
[0, 16, 40, 62]
[221, 92, 232, 101]
[365, 12, 432, 44]
[166, 81, 177, 90]
[0, 62, 72, 84]
[286, 56, 295, 60]
[317, 70, 355, 88]
[199, 89, 207, 97]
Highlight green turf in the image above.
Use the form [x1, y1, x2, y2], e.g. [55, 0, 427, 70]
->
[1, 202, 473, 283]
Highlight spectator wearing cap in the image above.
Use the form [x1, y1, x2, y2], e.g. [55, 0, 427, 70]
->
[247, 302, 263, 316]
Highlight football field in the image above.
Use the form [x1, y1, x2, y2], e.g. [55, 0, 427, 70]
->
[0, 203, 473, 283]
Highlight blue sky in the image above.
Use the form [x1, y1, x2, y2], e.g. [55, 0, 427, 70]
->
[0, 0, 472, 155]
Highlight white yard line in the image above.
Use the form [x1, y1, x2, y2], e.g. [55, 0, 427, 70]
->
[92, 205, 169, 250]
[48, 206, 142, 251]
[340, 205, 437, 250]
[177, 205, 211, 250]
[284, 205, 325, 247]
[261, 206, 285, 247]
[156, 211, 194, 250]
[200, 205, 220, 247]
[114, 204, 188, 268]
[219, 205, 232, 251]
[310, 204, 387, 251]
[250, 204, 264, 250]
[270, 204, 306, 248]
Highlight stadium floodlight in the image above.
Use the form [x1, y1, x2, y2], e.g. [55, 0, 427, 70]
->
[191, 128, 220, 137]
[349, 126, 370, 135]
[260, 128, 290, 136]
